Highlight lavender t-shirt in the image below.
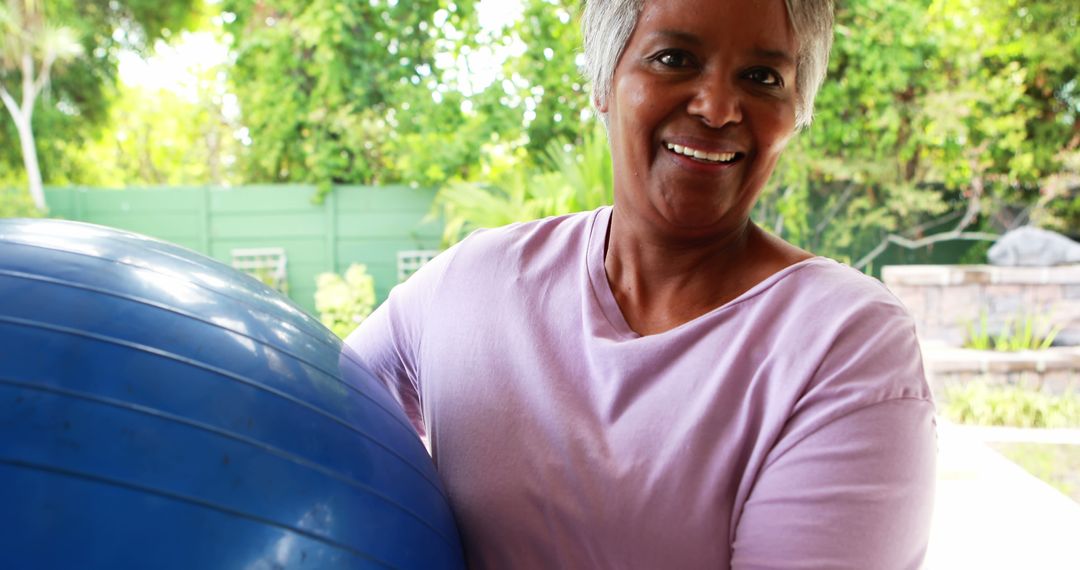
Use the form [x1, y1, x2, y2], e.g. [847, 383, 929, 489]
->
[346, 206, 936, 569]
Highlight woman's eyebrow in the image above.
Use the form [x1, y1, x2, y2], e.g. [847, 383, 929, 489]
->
[751, 48, 796, 67]
[652, 29, 703, 45]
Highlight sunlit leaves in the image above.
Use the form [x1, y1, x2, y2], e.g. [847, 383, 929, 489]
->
[221, 0, 479, 187]
[0, 0, 200, 187]
[756, 0, 1080, 265]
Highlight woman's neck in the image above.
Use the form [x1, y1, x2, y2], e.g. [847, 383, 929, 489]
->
[603, 209, 809, 336]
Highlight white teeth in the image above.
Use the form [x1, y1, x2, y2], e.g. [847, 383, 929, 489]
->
[665, 142, 737, 163]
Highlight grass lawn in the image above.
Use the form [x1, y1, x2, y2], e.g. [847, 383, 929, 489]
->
[989, 442, 1080, 504]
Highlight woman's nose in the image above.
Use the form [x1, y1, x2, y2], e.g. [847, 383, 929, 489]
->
[686, 77, 743, 128]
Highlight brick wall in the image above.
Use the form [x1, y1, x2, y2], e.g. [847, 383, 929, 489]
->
[882, 265, 1080, 347]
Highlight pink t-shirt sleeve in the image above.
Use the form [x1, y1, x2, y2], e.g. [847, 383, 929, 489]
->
[731, 298, 936, 569]
[731, 401, 936, 569]
[346, 242, 463, 438]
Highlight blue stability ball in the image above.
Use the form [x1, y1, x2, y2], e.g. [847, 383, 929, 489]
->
[0, 219, 464, 569]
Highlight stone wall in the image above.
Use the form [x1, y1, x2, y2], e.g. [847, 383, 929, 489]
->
[920, 345, 1080, 396]
[882, 265, 1080, 347]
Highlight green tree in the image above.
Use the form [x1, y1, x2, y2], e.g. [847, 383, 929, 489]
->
[435, 120, 611, 244]
[0, 0, 83, 211]
[756, 0, 1080, 268]
[0, 0, 200, 206]
[485, 0, 591, 157]
[428, 0, 611, 241]
[441, 0, 594, 176]
[220, 0, 479, 190]
[71, 60, 243, 187]
[435, 0, 1079, 270]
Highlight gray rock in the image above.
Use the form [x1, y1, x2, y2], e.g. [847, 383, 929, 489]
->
[988, 226, 1080, 266]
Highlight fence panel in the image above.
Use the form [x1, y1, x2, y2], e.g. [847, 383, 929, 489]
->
[43, 185, 443, 315]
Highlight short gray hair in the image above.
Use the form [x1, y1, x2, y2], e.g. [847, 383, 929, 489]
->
[581, 0, 835, 130]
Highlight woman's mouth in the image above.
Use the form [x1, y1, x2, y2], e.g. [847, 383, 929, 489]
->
[664, 142, 743, 165]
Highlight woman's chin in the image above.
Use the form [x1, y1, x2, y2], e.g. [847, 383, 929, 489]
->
[654, 209, 746, 239]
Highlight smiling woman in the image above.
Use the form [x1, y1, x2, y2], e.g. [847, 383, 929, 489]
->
[601, 0, 807, 335]
[346, 1, 937, 568]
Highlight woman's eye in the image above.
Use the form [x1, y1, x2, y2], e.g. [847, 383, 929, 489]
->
[654, 51, 692, 68]
[746, 68, 783, 87]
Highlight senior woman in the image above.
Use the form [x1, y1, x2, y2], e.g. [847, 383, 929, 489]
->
[347, 0, 936, 567]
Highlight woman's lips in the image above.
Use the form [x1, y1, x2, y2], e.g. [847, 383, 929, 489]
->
[663, 141, 745, 166]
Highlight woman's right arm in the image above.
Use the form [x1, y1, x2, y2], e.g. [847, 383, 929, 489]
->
[344, 244, 461, 438]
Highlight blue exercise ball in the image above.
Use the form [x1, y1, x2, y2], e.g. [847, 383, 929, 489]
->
[0, 218, 464, 569]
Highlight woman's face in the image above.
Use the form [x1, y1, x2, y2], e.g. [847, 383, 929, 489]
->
[602, 0, 798, 238]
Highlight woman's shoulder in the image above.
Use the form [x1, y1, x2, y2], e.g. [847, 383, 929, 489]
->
[769, 257, 913, 321]
[448, 207, 606, 270]
[739, 228, 908, 323]
[459, 208, 604, 250]
[770, 258, 931, 399]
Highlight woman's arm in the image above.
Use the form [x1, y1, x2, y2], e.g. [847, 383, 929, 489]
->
[344, 242, 463, 438]
[731, 297, 937, 569]
[731, 398, 936, 569]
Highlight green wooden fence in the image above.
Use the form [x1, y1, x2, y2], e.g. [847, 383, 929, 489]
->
[43, 185, 443, 315]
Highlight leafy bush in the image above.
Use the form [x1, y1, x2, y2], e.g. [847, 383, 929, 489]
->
[964, 312, 1062, 351]
[0, 186, 41, 218]
[944, 381, 1080, 428]
[434, 122, 612, 246]
[249, 266, 287, 294]
[314, 264, 376, 339]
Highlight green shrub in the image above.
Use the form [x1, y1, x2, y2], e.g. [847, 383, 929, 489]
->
[944, 381, 1080, 428]
[963, 311, 1062, 352]
[314, 264, 376, 339]
[0, 186, 41, 218]
[241, 266, 288, 294]
[434, 122, 613, 246]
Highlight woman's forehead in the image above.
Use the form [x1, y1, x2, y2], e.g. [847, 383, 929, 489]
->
[633, 0, 797, 55]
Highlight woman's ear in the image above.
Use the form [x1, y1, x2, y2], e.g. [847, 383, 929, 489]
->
[595, 93, 608, 114]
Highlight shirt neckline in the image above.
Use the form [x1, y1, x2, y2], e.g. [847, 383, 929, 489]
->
[585, 206, 832, 340]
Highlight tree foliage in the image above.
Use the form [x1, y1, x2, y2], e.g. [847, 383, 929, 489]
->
[54, 24, 243, 188]
[431, 0, 1079, 268]
[0, 0, 85, 211]
[5, 0, 1076, 270]
[486, 0, 591, 157]
[0, 0, 200, 192]
[220, 0, 485, 191]
[69, 73, 243, 187]
[435, 121, 611, 244]
[215, 0, 595, 192]
[756, 0, 1080, 268]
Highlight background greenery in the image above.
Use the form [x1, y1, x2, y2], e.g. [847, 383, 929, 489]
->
[315, 263, 376, 338]
[1, 0, 202, 189]
[944, 381, 1080, 429]
[989, 442, 1080, 503]
[3, 0, 1079, 267]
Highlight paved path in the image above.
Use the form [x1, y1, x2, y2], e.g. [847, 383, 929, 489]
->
[925, 420, 1080, 569]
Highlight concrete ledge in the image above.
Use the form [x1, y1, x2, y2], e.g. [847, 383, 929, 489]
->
[924, 346, 1080, 374]
[884, 264, 1080, 286]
